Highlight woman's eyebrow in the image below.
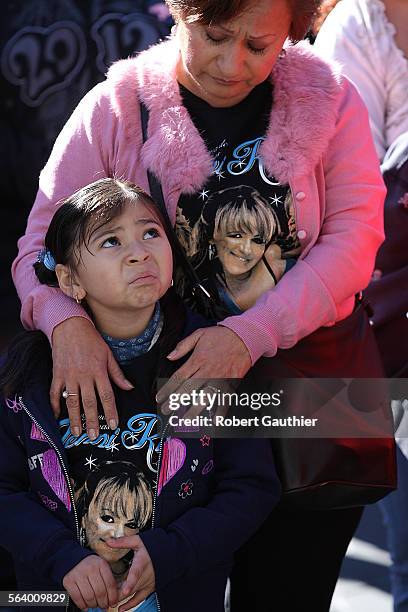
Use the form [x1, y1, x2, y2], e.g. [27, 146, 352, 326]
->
[214, 24, 234, 34]
[248, 33, 277, 40]
[214, 24, 276, 40]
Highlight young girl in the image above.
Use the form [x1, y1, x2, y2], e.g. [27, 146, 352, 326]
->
[0, 178, 279, 612]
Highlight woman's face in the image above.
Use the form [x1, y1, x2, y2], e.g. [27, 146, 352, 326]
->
[175, 0, 292, 107]
[82, 494, 139, 563]
[213, 228, 266, 277]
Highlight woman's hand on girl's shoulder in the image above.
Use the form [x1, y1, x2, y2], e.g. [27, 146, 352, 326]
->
[50, 317, 134, 439]
[157, 326, 252, 412]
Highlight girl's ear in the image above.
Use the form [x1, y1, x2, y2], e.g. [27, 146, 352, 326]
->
[55, 263, 86, 302]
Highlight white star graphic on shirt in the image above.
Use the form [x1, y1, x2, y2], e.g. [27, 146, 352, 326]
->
[269, 194, 283, 206]
[199, 189, 210, 201]
[84, 455, 97, 470]
[236, 160, 245, 169]
[214, 169, 225, 181]
[127, 432, 139, 443]
[108, 440, 120, 453]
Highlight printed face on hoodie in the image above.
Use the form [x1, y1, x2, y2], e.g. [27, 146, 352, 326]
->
[81, 474, 153, 566]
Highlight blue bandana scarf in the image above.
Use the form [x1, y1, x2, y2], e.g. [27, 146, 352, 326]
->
[102, 303, 163, 365]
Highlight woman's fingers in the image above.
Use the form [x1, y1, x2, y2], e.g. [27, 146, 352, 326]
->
[106, 535, 140, 550]
[157, 327, 252, 413]
[63, 381, 82, 436]
[166, 329, 204, 361]
[156, 331, 205, 406]
[50, 317, 134, 434]
[49, 376, 64, 418]
[120, 557, 144, 599]
[107, 349, 134, 391]
[78, 380, 99, 440]
[91, 569, 111, 610]
[157, 362, 201, 413]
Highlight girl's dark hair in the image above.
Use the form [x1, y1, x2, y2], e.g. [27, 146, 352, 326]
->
[166, 0, 322, 42]
[34, 177, 170, 286]
[0, 331, 52, 397]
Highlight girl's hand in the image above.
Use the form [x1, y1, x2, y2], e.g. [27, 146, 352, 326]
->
[50, 318, 134, 439]
[157, 327, 252, 413]
[107, 536, 156, 612]
[63, 555, 118, 610]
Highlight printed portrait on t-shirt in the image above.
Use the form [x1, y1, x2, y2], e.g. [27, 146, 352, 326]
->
[175, 185, 300, 314]
[174, 80, 302, 316]
[75, 460, 153, 583]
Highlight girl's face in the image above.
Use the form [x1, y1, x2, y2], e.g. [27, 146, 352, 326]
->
[175, 0, 291, 107]
[82, 493, 139, 563]
[65, 201, 173, 337]
[212, 227, 266, 277]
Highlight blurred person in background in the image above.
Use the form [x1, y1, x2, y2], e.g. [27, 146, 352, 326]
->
[315, 3, 408, 610]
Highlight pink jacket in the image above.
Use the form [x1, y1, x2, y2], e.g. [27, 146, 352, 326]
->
[12, 38, 385, 364]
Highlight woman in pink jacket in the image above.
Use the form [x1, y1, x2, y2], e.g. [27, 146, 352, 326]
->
[12, 0, 385, 609]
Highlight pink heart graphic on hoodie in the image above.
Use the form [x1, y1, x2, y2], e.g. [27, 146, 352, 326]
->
[157, 438, 186, 496]
[41, 449, 71, 511]
[30, 422, 48, 442]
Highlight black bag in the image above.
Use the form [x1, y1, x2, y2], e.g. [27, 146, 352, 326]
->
[252, 301, 397, 509]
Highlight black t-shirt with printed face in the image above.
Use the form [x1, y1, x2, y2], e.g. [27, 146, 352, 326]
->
[59, 347, 161, 583]
[175, 80, 300, 314]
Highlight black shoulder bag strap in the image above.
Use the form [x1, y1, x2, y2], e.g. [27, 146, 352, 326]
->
[139, 101, 218, 312]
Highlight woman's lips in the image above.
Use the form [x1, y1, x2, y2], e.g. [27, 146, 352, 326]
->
[211, 76, 242, 86]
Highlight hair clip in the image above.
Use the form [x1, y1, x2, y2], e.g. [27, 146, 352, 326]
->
[37, 248, 56, 271]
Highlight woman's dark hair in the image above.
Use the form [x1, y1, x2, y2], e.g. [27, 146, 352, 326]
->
[34, 177, 171, 287]
[165, 0, 322, 42]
